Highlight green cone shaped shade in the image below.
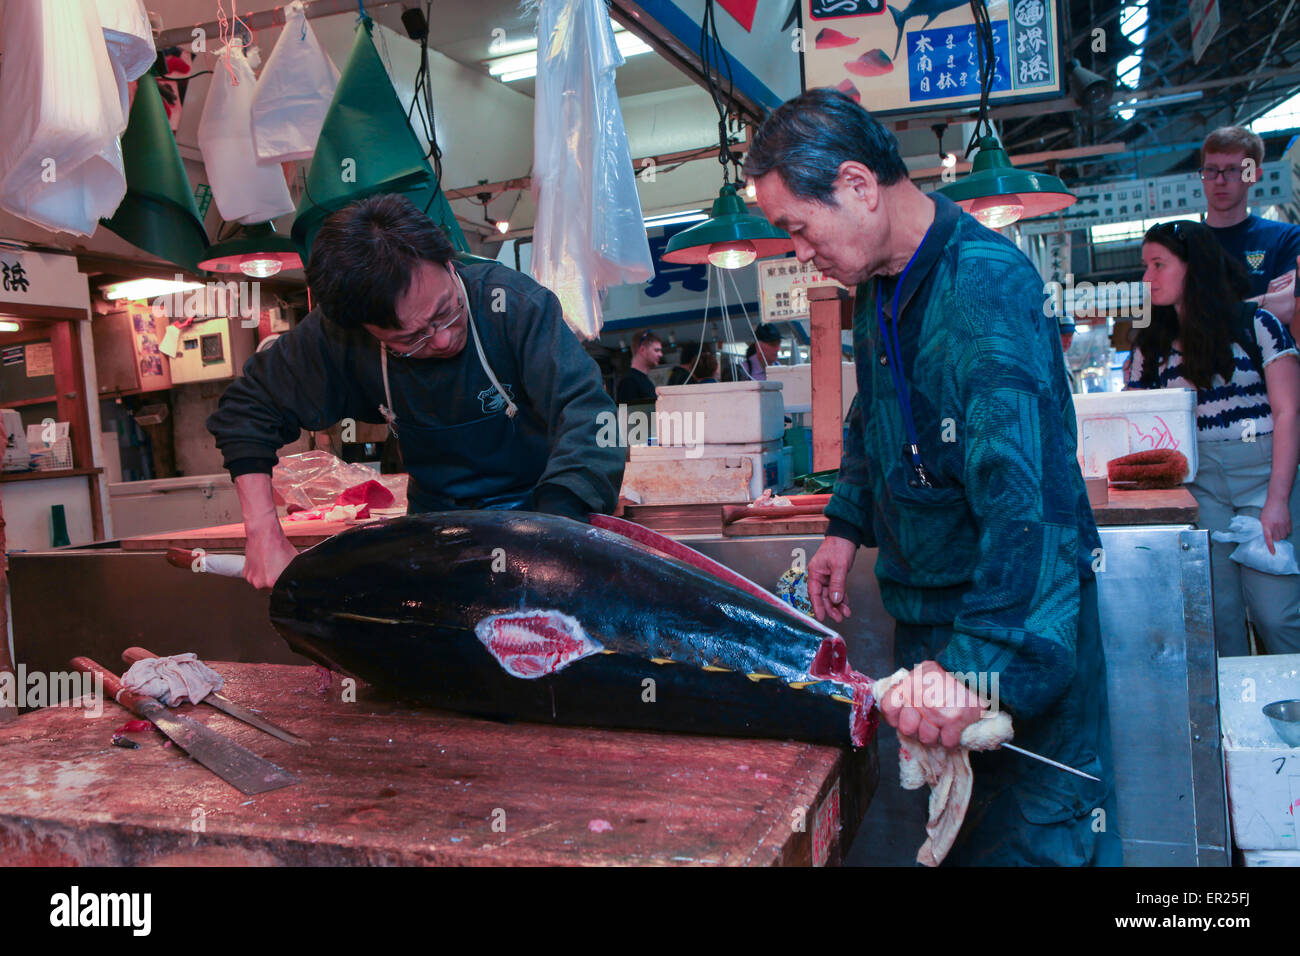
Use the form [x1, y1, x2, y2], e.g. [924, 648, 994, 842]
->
[199, 222, 302, 277]
[662, 185, 792, 266]
[936, 135, 1075, 227]
[292, 17, 467, 258]
[101, 73, 210, 271]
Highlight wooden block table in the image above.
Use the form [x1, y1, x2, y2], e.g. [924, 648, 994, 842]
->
[0, 662, 876, 866]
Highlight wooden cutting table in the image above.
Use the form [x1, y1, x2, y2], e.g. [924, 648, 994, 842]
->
[0, 662, 876, 867]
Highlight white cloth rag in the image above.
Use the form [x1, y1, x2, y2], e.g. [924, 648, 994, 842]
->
[872, 667, 1014, 867]
[122, 653, 224, 706]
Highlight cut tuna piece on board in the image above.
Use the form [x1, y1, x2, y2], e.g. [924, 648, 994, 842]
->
[815, 28, 859, 49]
[836, 79, 862, 104]
[845, 49, 894, 77]
[268, 512, 878, 748]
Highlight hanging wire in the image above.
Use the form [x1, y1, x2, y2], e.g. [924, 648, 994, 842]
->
[966, 0, 996, 155]
[699, 0, 738, 186]
[406, 0, 444, 193]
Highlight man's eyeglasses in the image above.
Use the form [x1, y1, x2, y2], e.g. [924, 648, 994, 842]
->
[1198, 165, 1244, 182]
[383, 288, 466, 358]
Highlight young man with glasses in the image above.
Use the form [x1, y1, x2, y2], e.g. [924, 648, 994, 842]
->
[207, 194, 624, 589]
[1200, 126, 1300, 330]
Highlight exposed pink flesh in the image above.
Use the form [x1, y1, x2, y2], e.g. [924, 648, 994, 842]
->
[845, 49, 893, 76]
[475, 610, 602, 680]
[836, 79, 862, 103]
[815, 28, 858, 49]
[810, 636, 878, 748]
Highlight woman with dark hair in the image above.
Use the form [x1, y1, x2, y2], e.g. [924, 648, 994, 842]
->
[1129, 220, 1300, 655]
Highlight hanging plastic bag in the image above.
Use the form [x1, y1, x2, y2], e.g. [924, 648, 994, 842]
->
[530, 0, 653, 340]
[197, 42, 296, 224]
[251, 1, 340, 164]
[1211, 516, 1300, 575]
[0, 0, 127, 236]
[96, 0, 156, 118]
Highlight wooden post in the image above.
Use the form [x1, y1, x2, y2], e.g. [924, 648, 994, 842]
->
[808, 285, 853, 472]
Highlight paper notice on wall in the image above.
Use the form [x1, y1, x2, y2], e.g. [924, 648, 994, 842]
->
[26, 421, 68, 447]
[24, 341, 53, 377]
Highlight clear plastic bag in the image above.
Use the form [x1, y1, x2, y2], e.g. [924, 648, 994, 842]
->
[251, 0, 340, 164]
[197, 42, 296, 224]
[1211, 515, 1300, 575]
[0, 0, 127, 235]
[530, 0, 653, 339]
[96, 0, 156, 118]
[272, 451, 385, 512]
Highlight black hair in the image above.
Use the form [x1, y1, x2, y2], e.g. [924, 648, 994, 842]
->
[1137, 220, 1244, 390]
[635, 330, 662, 350]
[306, 194, 456, 330]
[679, 341, 701, 365]
[744, 88, 908, 203]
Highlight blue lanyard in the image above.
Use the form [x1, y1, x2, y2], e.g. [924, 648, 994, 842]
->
[875, 226, 934, 488]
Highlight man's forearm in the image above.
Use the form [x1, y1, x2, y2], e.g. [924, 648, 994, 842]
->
[234, 473, 281, 532]
[1268, 409, 1300, 504]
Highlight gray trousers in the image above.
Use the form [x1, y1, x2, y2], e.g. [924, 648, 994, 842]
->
[1190, 433, 1300, 657]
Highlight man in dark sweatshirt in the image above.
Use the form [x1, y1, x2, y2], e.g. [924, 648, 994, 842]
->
[207, 195, 624, 588]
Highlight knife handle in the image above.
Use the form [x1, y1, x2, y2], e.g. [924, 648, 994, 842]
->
[70, 656, 152, 717]
[122, 646, 158, 667]
[166, 547, 246, 577]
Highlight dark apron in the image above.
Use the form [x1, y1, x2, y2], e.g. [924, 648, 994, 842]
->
[379, 272, 549, 514]
[894, 576, 1123, 867]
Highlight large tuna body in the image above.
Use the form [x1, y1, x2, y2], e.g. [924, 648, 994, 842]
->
[269, 512, 873, 747]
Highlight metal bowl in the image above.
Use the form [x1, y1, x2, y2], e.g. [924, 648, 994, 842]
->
[1262, 700, 1300, 747]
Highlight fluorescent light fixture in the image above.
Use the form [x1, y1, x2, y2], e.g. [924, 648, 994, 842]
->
[0, 320, 20, 332]
[102, 277, 204, 301]
[488, 27, 652, 82]
[644, 209, 708, 228]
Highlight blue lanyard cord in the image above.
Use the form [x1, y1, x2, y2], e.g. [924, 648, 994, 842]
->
[875, 225, 934, 487]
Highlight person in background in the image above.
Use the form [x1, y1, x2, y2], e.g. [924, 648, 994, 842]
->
[667, 341, 701, 386]
[1059, 315, 1079, 393]
[694, 348, 719, 384]
[1200, 126, 1300, 332]
[616, 330, 661, 404]
[741, 324, 782, 381]
[1129, 220, 1300, 656]
[746, 87, 1118, 866]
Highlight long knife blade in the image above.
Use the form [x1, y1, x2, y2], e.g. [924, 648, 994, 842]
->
[1001, 742, 1101, 782]
[72, 656, 299, 795]
[122, 647, 308, 747]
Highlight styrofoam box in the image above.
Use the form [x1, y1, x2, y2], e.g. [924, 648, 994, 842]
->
[766, 363, 858, 418]
[1072, 388, 1198, 483]
[655, 380, 784, 446]
[628, 440, 791, 499]
[1217, 654, 1300, 851]
[1242, 849, 1300, 866]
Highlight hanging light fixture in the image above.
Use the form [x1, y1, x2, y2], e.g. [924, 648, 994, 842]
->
[937, 1, 1075, 228]
[199, 222, 302, 278]
[661, 0, 791, 269]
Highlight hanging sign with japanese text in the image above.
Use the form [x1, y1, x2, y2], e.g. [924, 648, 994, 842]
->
[800, 0, 1063, 114]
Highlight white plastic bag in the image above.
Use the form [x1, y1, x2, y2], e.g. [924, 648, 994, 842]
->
[96, 0, 156, 118]
[251, 1, 340, 164]
[0, 0, 127, 235]
[197, 42, 296, 224]
[530, 0, 653, 339]
[1211, 516, 1300, 575]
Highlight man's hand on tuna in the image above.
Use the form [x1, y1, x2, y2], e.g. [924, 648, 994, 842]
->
[808, 535, 857, 622]
[244, 525, 298, 590]
[879, 660, 985, 748]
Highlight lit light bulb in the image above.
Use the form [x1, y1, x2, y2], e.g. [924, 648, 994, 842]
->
[496, 220, 510, 234]
[240, 257, 283, 278]
[744, 181, 757, 199]
[707, 240, 757, 269]
[941, 152, 957, 168]
[0, 320, 19, 332]
[970, 194, 1023, 229]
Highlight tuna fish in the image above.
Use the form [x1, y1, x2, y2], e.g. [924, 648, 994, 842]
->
[845, 49, 894, 77]
[815, 27, 859, 49]
[268, 512, 877, 748]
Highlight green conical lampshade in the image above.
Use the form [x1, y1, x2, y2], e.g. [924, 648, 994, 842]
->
[101, 73, 209, 271]
[662, 184, 792, 268]
[292, 17, 467, 258]
[199, 222, 302, 278]
[937, 135, 1075, 228]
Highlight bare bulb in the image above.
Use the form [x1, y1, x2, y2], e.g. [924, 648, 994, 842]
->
[240, 257, 283, 278]
[707, 240, 757, 269]
[744, 181, 757, 200]
[970, 194, 1023, 229]
[496, 220, 510, 234]
[941, 152, 957, 168]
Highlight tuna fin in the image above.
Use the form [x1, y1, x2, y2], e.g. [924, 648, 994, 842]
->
[890, 4, 905, 58]
[746, 673, 779, 682]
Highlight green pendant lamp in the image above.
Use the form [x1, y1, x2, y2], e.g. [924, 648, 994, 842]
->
[662, 183, 792, 268]
[199, 222, 302, 278]
[291, 16, 467, 259]
[101, 72, 210, 271]
[937, 134, 1075, 228]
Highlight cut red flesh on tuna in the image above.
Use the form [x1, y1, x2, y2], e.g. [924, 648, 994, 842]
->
[815, 28, 859, 49]
[810, 635, 878, 748]
[476, 610, 602, 679]
[845, 49, 894, 76]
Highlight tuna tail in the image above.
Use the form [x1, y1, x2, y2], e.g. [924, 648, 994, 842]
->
[890, 4, 906, 59]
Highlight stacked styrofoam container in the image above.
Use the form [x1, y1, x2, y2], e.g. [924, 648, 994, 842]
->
[627, 381, 790, 503]
[1217, 654, 1300, 865]
[1072, 388, 1199, 482]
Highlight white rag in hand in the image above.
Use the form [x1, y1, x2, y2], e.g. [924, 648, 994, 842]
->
[121, 653, 224, 707]
[872, 668, 1014, 867]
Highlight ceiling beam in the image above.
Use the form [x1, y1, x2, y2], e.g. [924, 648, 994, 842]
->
[155, 0, 406, 48]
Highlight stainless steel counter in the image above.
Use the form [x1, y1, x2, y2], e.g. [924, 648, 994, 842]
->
[8, 522, 1225, 866]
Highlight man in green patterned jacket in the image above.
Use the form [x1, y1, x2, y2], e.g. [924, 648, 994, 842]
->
[747, 89, 1121, 866]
